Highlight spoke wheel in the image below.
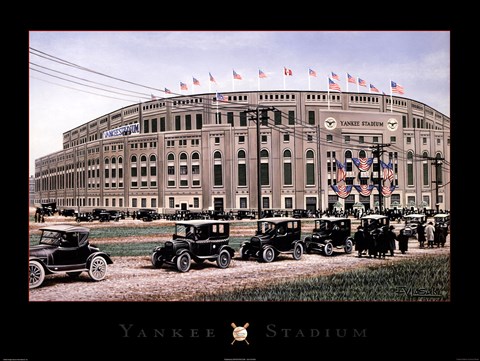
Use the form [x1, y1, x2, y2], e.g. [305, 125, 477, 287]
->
[88, 256, 107, 281]
[262, 247, 275, 263]
[293, 243, 303, 260]
[345, 239, 353, 254]
[216, 249, 231, 269]
[323, 242, 334, 256]
[176, 253, 191, 272]
[29, 260, 45, 289]
[151, 251, 163, 268]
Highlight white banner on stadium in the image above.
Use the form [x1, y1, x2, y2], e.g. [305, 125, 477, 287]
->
[103, 123, 140, 139]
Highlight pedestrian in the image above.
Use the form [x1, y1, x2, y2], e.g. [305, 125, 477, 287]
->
[417, 222, 426, 248]
[397, 229, 409, 254]
[425, 222, 435, 248]
[386, 225, 397, 256]
[354, 226, 367, 257]
[132, 211, 136, 220]
[376, 226, 388, 259]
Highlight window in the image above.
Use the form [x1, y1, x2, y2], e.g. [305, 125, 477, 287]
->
[192, 165, 200, 174]
[423, 137, 427, 145]
[437, 138, 441, 145]
[180, 165, 188, 175]
[327, 134, 333, 142]
[193, 197, 199, 208]
[238, 150, 247, 186]
[274, 111, 282, 125]
[373, 136, 379, 143]
[240, 112, 247, 127]
[175, 115, 181, 130]
[344, 135, 350, 143]
[308, 110, 315, 125]
[306, 150, 315, 186]
[196, 114, 202, 129]
[262, 197, 270, 209]
[261, 135, 267, 143]
[169, 197, 175, 208]
[406, 137, 412, 144]
[390, 136, 396, 143]
[151, 118, 158, 133]
[143, 119, 149, 133]
[260, 149, 269, 186]
[160, 117, 166, 132]
[239, 197, 247, 209]
[238, 135, 245, 143]
[359, 136, 364, 144]
[261, 110, 268, 126]
[359, 150, 367, 158]
[132, 198, 137, 207]
[288, 111, 295, 125]
[283, 133, 290, 142]
[285, 197, 293, 209]
[283, 149, 292, 186]
[214, 151, 223, 186]
[402, 115, 407, 128]
[185, 115, 192, 130]
[227, 112, 234, 126]
[407, 151, 414, 186]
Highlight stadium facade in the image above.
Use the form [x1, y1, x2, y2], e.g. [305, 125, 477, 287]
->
[33, 90, 450, 214]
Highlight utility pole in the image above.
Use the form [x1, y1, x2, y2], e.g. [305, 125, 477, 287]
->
[245, 106, 275, 223]
[427, 156, 445, 213]
[371, 143, 391, 214]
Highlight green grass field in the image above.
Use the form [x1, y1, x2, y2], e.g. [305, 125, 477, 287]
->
[194, 254, 450, 302]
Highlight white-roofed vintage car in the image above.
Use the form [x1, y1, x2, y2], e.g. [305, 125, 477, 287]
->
[402, 213, 427, 236]
[29, 224, 113, 289]
[239, 217, 304, 263]
[151, 220, 235, 272]
[304, 217, 354, 256]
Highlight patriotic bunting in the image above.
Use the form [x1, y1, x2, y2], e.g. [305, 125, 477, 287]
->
[352, 157, 374, 172]
[331, 184, 353, 198]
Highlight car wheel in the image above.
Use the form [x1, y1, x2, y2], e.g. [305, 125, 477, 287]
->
[262, 247, 275, 263]
[323, 243, 334, 256]
[88, 256, 108, 281]
[216, 249, 231, 269]
[239, 246, 249, 260]
[29, 260, 45, 289]
[176, 253, 191, 272]
[67, 271, 82, 278]
[345, 239, 353, 254]
[76, 218, 81, 223]
[151, 252, 163, 268]
[293, 243, 303, 260]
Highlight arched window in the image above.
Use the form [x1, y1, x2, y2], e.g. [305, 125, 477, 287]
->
[104, 157, 109, 165]
[238, 150, 247, 186]
[213, 151, 223, 186]
[167, 153, 175, 161]
[131, 155, 137, 163]
[345, 150, 352, 159]
[111, 157, 116, 164]
[260, 149, 269, 186]
[283, 149, 292, 185]
[192, 152, 200, 160]
[140, 155, 147, 177]
[180, 152, 188, 161]
[130, 155, 137, 178]
[306, 150, 315, 186]
[407, 151, 414, 186]
[150, 155, 157, 177]
[422, 151, 429, 186]
[359, 150, 367, 158]
[118, 157, 123, 164]
[140, 155, 147, 162]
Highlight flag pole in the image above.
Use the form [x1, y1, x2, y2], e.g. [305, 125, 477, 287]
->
[357, 79, 359, 93]
[258, 71, 260, 91]
[208, 76, 211, 94]
[327, 76, 330, 110]
[308, 69, 311, 91]
[283, 67, 286, 90]
[389, 79, 393, 113]
[232, 72, 234, 92]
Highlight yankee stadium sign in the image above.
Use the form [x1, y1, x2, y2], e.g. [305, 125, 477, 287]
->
[103, 123, 140, 139]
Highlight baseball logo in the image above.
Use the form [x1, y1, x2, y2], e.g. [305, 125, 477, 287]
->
[231, 322, 249, 345]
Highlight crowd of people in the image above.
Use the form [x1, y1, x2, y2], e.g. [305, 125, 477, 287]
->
[354, 221, 448, 258]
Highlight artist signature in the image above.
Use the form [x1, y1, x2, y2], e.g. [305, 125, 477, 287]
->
[395, 286, 442, 298]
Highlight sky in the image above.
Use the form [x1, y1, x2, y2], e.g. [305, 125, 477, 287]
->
[29, 31, 450, 175]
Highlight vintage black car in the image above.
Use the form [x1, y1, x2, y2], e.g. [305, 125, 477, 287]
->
[107, 210, 122, 221]
[151, 220, 234, 272]
[304, 217, 354, 256]
[76, 212, 93, 223]
[29, 225, 113, 289]
[235, 210, 256, 220]
[433, 214, 449, 231]
[92, 208, 108, 220]
[239, 217, 304, 262]
[137, 208, 160, 221]
[402, 213, 427, 236]
[360, 214, 390, 233]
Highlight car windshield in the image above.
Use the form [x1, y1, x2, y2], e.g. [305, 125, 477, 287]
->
[316, 221, 333, 232]
[175, 224, 195, 239]
[39, 230, 63, 246]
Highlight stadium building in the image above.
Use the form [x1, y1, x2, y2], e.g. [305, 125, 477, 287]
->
[33, 90, 450, 214]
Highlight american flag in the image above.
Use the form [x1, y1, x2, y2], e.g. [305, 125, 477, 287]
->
[233, 70, 242, 80]
[259, 69, 267, 78]
[381, 161, 395, 181]
[329, 78, 341, 91]
[370, 84, 380, 93]
[164, 88, 172, 94]
[358, 78, 367, 87]
[309, 68, 317, 77]
[216, 92, 227, 102]
[353, 184, 375, 197]
[331, 184, 353, 199]
[284, 67, 293, 76]
[381, 185, 396, 197]
[347, 73, 356, 84]
[180, 82, 188, 91]
[352, 157, 374, 172]
[192, 77, 200, 86]
[391, 81, 404, 94]
[335, 158, 346, 182]
[209, 72, 217, 83]
[331, 72, 340, 81]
